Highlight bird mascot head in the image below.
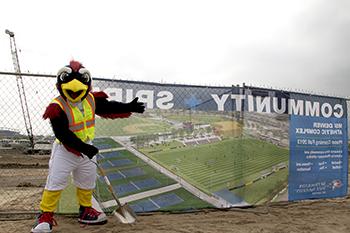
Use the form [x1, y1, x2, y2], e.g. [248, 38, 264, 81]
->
[56, 60, 92, 103]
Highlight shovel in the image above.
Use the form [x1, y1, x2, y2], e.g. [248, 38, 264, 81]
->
[89, 157, 137, 224]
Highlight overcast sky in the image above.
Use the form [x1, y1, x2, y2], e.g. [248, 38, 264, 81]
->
[1, 0, 350, 97]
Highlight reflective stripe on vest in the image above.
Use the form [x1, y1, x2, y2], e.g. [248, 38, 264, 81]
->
[52, 93, 95, 141]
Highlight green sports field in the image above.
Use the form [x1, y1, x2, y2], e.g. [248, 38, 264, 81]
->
[95, 115, 172, 136]
[232, 168, 288, 205]
[129, 187, 213, 212]
[141, 137, 289, 200]
[162, 112, 229, 124]
[95, 112, 240, 137]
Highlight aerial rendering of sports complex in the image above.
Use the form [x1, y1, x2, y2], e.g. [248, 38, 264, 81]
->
[58, 109, 290, 214]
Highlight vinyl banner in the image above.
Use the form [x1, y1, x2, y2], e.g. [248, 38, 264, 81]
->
[94, 79, 235, 111]
[288, 93, 348, 200]
[91, 79, 348, 212]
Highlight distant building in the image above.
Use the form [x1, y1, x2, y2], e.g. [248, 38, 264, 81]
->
[0, 128, 21, 138]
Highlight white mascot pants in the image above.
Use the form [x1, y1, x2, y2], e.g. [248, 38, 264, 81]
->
[45, 142, 97, 190]
[39, 142, 97, 212]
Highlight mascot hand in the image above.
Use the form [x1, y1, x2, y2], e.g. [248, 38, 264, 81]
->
[128, 97, 145, 113]
[82, 144, 99, 159]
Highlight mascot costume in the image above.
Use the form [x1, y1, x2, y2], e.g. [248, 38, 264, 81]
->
[31, 60, 145, 233]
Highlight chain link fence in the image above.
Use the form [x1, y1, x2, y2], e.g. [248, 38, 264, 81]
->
[0, 71, 348, 215]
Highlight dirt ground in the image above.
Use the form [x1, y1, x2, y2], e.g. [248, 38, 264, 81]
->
[2, 199, 350, 233]
[1, 150, 350, 233]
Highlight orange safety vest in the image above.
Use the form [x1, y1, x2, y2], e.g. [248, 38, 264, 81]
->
[52, 93, 95, 142]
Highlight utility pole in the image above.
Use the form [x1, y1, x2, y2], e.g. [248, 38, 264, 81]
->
[5, 29, 34, 149]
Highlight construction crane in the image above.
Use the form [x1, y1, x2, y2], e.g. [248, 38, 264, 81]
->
[5, 29, 34, 149]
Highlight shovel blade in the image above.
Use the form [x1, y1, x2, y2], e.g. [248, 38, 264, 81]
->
[114, 204, 137, 224]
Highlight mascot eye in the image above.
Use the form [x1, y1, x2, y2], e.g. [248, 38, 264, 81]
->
[58, 72, 70, 82]
[57, 66, 72, 82]
[79, 68, 91, 83]
[81, 73, 91, 83]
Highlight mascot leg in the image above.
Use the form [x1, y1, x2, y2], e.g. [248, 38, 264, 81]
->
[32, 143, 77, 233]
[40, 190, 62, 212]
[76, 187, 93, 207]
[31, 190, 61, 233]
[74, 156, 107, 225]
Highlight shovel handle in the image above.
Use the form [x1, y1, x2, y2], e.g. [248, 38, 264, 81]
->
[88, 157, 123, 207]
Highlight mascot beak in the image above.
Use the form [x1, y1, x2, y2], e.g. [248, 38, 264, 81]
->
[61, 79, 88, 103]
